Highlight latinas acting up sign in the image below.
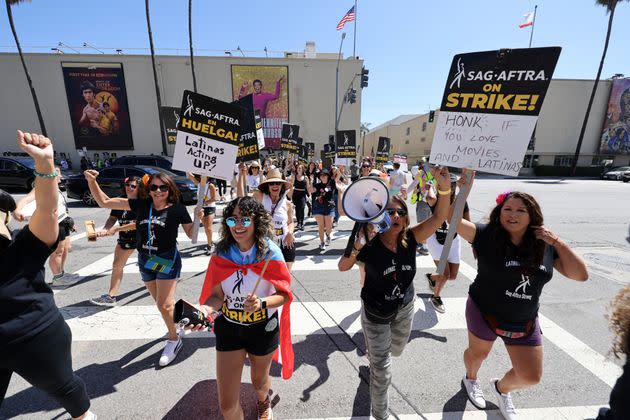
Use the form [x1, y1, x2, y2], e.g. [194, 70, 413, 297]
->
[430, 47, 561, 176]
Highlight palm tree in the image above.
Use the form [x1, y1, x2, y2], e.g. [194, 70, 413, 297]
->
[571, 0, 628, 175]
[360, 122, 371, 157]
[188, 0, 197, 93]
[145, 0, 168, 155]
[6, 0, 47, 136]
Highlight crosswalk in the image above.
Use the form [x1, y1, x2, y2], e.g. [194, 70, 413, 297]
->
[4, 209, 619, 419]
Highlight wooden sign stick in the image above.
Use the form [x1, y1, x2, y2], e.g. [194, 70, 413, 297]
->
[251, 256, 272, 297]
[190, 175, 207, 244]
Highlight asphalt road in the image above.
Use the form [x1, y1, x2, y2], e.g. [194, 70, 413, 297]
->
[2, 178, 629, 420]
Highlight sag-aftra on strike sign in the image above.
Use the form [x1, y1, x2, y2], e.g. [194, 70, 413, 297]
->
[430, 47, 560, 176]
[172, 90, 243, 180]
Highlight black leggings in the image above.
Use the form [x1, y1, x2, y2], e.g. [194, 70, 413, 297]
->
[0, 314, 90, 418]
[293, 192, 307, 226]
[216, 179, 227, 197]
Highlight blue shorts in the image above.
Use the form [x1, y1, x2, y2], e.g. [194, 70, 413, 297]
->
[138, 249, 182, 282]
[312, 201, 335, 217]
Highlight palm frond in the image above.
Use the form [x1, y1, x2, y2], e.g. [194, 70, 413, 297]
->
[7, 0, 32, 5]
[595, 0, 628, 13]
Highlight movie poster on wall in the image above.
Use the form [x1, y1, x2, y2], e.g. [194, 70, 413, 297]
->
[61, 62, 134, 150]
[599, 78, 630, 155]
[231, 65, 289, 150]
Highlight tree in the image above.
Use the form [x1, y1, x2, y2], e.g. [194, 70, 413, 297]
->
[571, 0, 628, 175]
[145, 0, 168, 155]
[6, 0, 47, 136]
[188, 0, 197, 93]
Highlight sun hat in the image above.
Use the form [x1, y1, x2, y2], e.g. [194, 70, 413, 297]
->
[258, 168, 291, 194]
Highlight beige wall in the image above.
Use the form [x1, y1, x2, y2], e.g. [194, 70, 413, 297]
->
[0, 53, 362, 161]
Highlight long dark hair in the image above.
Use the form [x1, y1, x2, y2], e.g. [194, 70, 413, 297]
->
[487, 191, 545, 273]
[216, 197, 274, 260]
[141, 172, 180, 204]
[122, 176, 143, 198]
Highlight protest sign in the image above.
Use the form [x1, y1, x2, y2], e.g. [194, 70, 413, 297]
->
[233, 94, 260, 163]
[172, 90, 243, 180]
[336, 130, 357, 158]
[376, 136, 390, 163]
[280, 124, 299, 153]
[306, 142, 315, 158]
[160, 107, 180, 144]
[254, 110, 266, 150]
[430, 47, 561, 176]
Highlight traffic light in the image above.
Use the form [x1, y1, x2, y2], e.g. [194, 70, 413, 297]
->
[429, 110, 435, 123]
[348, 88, 357, 104]
[360, 67, 369, 88]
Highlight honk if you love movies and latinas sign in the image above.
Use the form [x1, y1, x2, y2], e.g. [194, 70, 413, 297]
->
[430, 47, 561, 176]
[172, 90, 243, 180]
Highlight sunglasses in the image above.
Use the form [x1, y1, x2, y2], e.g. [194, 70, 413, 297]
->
[386, 208, 407, 216]
[125, 183, 138, 189]
[267, 182, 283, 186]
[361, 166, 371, 169]
[225, 216, 252, 228]
[149, 184, 169, 192]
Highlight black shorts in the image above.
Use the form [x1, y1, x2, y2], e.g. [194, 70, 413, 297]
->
[58, 218, 75, 241]
[203, 207, 216, 216]
[117, 239, 137, 250]
[214, 312, 279, 356]
[280, 242, 295, 263]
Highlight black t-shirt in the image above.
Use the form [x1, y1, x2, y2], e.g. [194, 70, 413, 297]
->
[0, 226, 59, 345]
[312, 182, 335, 208]
[357, 230, 418, 323]
[110, 208, 137, 243]
[430, 201, 469, 245]
[469, 223, 558, 323]
[128, 199, 192, 254]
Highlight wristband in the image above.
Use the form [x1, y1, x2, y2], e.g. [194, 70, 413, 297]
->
[437, 188, 452, 196]
[260, 298, 267, 310]
[33, 169, 59, 178]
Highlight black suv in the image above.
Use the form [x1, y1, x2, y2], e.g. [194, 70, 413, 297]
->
[0, 157, 36, 190]
[113, 155, 185, 176]
[65, 165, 197, 206]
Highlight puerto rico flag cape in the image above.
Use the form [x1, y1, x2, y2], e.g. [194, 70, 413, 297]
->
[199, 238, 294, 379]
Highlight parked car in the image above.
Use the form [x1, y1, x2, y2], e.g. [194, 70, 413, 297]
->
[0, 157, 36, 190]
[621, 170, 630, 183]
[601, 166, 630, 180]
[65, 165, 197, 206]
[113, 155, 185, 176]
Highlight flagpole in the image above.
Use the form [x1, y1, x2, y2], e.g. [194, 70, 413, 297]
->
[529, 5, 538, 48]
[353, 0, 358, 57]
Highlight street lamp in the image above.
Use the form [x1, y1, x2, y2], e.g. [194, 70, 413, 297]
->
[335, 32, 346, 141]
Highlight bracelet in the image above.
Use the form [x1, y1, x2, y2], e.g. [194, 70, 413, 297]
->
[33, 169, 58, 178]
[437, 188, 452, 196]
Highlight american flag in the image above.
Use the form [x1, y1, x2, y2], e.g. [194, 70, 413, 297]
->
[336, 6, 355, 30]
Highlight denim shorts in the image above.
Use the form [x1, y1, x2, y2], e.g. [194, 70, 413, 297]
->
[312, 201, 335, 217]
[138, 249, 182, 282]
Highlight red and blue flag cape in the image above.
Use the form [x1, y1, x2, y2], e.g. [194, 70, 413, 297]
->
[199, 238, 294, 379]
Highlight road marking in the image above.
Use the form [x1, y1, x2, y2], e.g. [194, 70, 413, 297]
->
[291, 405, 604, 420]
[70, 232, 87, 242]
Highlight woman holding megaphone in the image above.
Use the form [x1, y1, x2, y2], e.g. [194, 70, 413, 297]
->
[338, 165, 454, 420]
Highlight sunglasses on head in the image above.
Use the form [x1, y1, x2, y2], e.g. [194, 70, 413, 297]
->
[225, 216, 252, 228]
[125, 183, 138, 189]
[149, 184, 169, 192]
[386, 208, 407, 216]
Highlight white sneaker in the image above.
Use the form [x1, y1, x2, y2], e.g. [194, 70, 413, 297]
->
[462, 375, 486, 409]
[490, 379, 517, 419]
[159, 338, 183, 367]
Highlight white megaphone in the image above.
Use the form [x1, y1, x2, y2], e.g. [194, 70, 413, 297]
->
[341, 177, 391, 233]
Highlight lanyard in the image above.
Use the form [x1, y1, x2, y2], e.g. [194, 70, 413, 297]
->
[147, 204, 154, 255]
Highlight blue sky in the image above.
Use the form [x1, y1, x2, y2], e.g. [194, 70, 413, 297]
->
[1, 0, 629, 127]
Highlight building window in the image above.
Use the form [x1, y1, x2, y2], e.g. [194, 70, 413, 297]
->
[405, 140, 410, 144]
[420, 137, 426, 142]
[553, 155, 574, 167]
[592, 155, 614, 166]
[422, 122, 427, 132]
[406, 127, 411, 136]
[523, 155, 539, 167]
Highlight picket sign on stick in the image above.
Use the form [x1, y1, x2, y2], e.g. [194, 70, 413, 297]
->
[251, 255, 272, 296]
[190, 175, 207, 244]
[436, 170, 473, 276]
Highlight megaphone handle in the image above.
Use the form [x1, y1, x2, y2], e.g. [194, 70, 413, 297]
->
[344, 222, 362, 257]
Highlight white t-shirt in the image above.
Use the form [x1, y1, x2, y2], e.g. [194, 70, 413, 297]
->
[262, 193, 289, 241]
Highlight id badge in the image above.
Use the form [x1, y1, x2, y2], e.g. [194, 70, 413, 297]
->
[144, 255, 174, 273]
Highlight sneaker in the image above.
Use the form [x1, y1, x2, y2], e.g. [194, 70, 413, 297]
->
[430, 295, 445, 313]
[325, 233, 331, 245]
[89, 294, 117, 307]
[257, 396, 273, 420]
[491, 379, 517, 420]
[425, 273, 436, 292]
[158, 337, 183, 367]
[319, 242, 326, 251]
[204, 244, 213, 255]
[417, 244, 429, 256]
[52, 272, 81, 288]
[462, 375, 486, 409]
[332, 221, 338, 228]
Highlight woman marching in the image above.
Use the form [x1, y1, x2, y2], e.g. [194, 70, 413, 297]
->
[291, 163, 310, 231]
[89, 176, 142, 306]
[238, 165, 296, 272]
[187, 173, 218, 255]
[85, 170, 200, 367]
[456, 171, 588, 420]
[338, 166, 453, 420]
[247, 161, 265, 193]
[190, 196, 293, 420]
[308, 169, 336, 251]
